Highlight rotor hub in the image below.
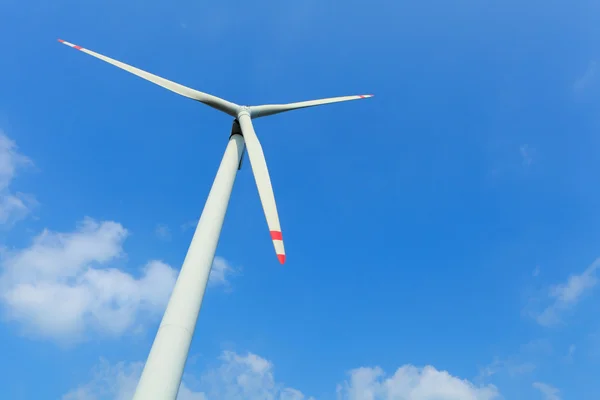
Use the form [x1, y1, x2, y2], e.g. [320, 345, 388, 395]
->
[237, 106, 251, 118]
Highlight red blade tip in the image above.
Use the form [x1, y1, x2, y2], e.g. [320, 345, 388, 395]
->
[277, 254, 286, 264]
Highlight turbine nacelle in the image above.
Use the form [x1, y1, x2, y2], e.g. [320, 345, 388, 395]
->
[57, 38, 373, 264]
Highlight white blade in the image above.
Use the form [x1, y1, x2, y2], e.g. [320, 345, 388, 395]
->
[57, 39, 239, 116]
[237, 112, 286, 264]
[249, 94, 373, 118]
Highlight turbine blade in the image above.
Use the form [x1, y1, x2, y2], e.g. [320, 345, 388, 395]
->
[249, 94, 373, 118]
[57, 39, 239, 116]
[237, 112, 286, 264]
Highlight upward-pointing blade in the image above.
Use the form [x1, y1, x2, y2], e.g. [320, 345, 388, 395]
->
[57, 39, 239, 116]
[237, 112, 286, 264]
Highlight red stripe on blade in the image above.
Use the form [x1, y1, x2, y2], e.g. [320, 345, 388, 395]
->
[74, 45, 82, 50]
[270, 231, 283, 241]
[277, 254, 286, 264]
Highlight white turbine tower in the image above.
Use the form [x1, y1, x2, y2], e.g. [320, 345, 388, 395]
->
[58, 38, 373, 400]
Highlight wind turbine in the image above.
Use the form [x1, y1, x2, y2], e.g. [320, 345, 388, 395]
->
[58, 38, 373, 400]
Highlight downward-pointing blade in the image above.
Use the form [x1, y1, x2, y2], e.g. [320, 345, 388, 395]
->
[237, 112, 286, 264]
[57, 39, 239, 116]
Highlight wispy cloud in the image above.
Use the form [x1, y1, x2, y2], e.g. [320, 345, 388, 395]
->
[478, 357, 536, 379]
[485, 141, 537, 181]
[0, 131, 36, 226]
[478, 338, 552, 382]
[181, 219, 198, 231]
[566, 344, 576, 363]
[533, 382, 561, 400]
[520, 338, 554, 356]
[534, 258, 599, 327]
[155, 224, 171, 241]
[573, 60, 597, 92]
[519, 144, 535, 167]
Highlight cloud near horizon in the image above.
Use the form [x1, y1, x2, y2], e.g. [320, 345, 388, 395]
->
[64, 350, 500, 400]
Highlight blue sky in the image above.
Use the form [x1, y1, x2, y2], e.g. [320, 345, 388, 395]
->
[0, 0, 599, 399]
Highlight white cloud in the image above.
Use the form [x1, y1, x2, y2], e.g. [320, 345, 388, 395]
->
[532, 382, 560, 400]
[63, 351, 310, 400]
[208, 256, 237, 289]
[66, 351, 501, 400]
[535, 258, 600, 327]
[62, 351, 501, 400]
[0, 131, 35, 225]
[0, 131, 179, 340]
[155, 224, 171, 241]
[0, 217, 177, 341]
[200, 351, 311, 399]
[337, 365, 500, 400]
